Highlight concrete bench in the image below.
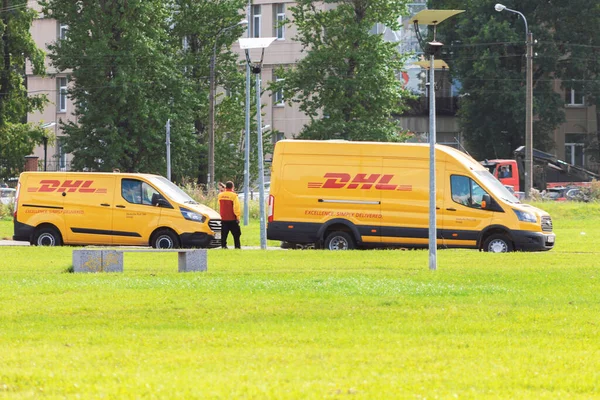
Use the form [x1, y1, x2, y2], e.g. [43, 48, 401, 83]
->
[72, 248, 207, 273]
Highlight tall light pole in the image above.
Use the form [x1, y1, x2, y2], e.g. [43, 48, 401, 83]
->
[239, 36, 277, 250]
[410, 9, 464, 271]
[495, 3, 533, 198]
[243, 0, 252, 226]
[208, 19, 248, 188]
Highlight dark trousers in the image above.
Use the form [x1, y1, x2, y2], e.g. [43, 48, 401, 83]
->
[221, 220, 241, 249]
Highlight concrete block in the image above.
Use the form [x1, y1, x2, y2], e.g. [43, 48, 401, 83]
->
[101, 250, 123, 273]
[178, 249, 207, 272]
[73, 249, 123, 273]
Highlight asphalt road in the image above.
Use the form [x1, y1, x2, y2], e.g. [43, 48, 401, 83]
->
[0, 240, 283, 250]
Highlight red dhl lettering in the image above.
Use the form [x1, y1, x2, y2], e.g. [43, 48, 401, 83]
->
[307, 173, 412, 191]
[32, 180, 104, 194]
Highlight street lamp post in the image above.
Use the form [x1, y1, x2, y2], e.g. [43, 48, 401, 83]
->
[239, 36, 277, 250]
[208, 20, 248, 188]
[41, 122, 56, 172]
[410, 9, 464, 271]
[495, 3, 533, 198]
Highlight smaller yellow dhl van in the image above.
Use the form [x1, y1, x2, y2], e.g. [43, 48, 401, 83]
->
[13, 172, 221, 248]
[267, 140, 555, 252]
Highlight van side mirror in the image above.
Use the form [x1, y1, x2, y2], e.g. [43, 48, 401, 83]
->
[151, 193, 172, 208]
[481, 194, 491, 209]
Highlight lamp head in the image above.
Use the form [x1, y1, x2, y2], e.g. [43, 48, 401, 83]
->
[495, 3, 506, 12]
[239, 19, 248, 26]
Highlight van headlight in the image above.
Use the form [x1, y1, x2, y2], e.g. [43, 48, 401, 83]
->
[513, 209, 537, 223]
[180, 207, 206, 223]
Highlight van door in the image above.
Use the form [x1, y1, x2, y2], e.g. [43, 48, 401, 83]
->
[380, 158, 445, 247]
[63, 174, 116, 245]
[441, 173, 494, 248]
[111, 178, 161, 246]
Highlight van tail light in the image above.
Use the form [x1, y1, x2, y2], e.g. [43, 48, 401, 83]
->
[268, 195, 274, 223]
[13, 182, 20, 220]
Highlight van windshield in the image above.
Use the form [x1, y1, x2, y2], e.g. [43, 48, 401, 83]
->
[475, 170, 520, 204]
[148, 176, 198, 205]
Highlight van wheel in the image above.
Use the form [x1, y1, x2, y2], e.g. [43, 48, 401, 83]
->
[324, 231, 355, 250]
[151, 229, 180, 249]
[483, 234, 513, 253]
[32, 226, 62, 246]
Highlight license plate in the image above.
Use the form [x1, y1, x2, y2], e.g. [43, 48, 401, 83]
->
[214, 232, 221, 240]
[546, 235, 555, 243]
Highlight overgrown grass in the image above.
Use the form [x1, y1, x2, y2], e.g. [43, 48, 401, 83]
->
[1, 202, 599, 398]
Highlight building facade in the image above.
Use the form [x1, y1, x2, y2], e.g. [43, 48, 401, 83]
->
[26, 0, 75, 171]
[25, 0, 598, 172]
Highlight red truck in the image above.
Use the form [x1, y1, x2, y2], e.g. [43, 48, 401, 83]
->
[481, 146, 598, 193]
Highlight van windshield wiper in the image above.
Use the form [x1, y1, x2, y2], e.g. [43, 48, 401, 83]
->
[184, 200, 199, 205]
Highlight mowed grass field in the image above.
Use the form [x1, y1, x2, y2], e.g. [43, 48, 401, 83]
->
[1, 202, 599, 398]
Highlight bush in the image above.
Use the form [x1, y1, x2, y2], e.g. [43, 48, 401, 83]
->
[180, 182, 263, 219]
[0, 203, 13, 219]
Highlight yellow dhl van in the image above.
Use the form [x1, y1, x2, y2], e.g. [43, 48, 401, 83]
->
[13, 172, 221, 248]
[266, 140, 555, 252]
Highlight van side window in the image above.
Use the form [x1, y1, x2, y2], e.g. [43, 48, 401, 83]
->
[121, 179, 159, 205]
[451, 175, 488, 209]
[142, 182, 159, 205]
[122, 179, 142, 204]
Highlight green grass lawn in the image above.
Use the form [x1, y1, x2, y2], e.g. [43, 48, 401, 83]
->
[1, 202, 599, 398]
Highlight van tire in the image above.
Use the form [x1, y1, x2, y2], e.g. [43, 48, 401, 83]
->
[32, 226, 62, 246]
[324, 231, 355, 250]
[483, 234, 513, 253]
[151, 229, 180, 249]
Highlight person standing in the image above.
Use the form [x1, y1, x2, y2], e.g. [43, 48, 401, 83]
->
[217, 181, 242, 249]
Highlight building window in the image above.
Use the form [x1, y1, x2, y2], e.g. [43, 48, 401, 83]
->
[252, 5, 261, 38]
[565, 87, 584, 106]
[274, 78, 284, 105]
[274, 4, 285, 40]
[57, 77, 67, 112]
[56, 138, 67, 171]
[565, 133, 586, 166]
[272, 132, 285, 144]
[59, 24, 68, 40]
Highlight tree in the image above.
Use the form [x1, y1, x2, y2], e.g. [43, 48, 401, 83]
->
[171, 0, 249, 185]
[540, 0, 600, 168]
[0, 0, 47, 181]
[273, 0, 412, 142]
[40, 0, 198, 177]
[429, 0, 566, 160]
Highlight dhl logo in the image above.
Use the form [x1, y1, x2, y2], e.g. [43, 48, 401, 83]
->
[28, 180, 107, 194]
[308, 173, 412, 191]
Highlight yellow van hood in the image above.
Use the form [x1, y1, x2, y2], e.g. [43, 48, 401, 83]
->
[513, 203, 550, 218]
[181, 203, 221, 219]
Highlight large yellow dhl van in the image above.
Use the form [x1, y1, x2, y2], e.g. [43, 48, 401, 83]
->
[13, 172, 221, 248]
[267, 140, 555, 252]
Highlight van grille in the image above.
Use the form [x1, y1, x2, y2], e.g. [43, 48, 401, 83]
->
[209, 219, 221, 233]
[541, 216, 553, 232]
[208, 219, 222, 247]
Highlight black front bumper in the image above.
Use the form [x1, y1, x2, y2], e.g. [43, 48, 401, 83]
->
[512, 230, 555, 251]
[180, 232, 221, 249]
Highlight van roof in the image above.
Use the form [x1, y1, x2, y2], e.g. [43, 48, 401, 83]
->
[19, 171, 163, 179]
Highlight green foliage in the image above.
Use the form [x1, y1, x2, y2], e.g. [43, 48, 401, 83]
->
[171, 0, 252, 185]
[538, 0, 600, 164]
[40, 0, 198, 177]
[430, 0, 568, 160]
[273, 0, 413, 141]
[0, 0, 47, 181]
